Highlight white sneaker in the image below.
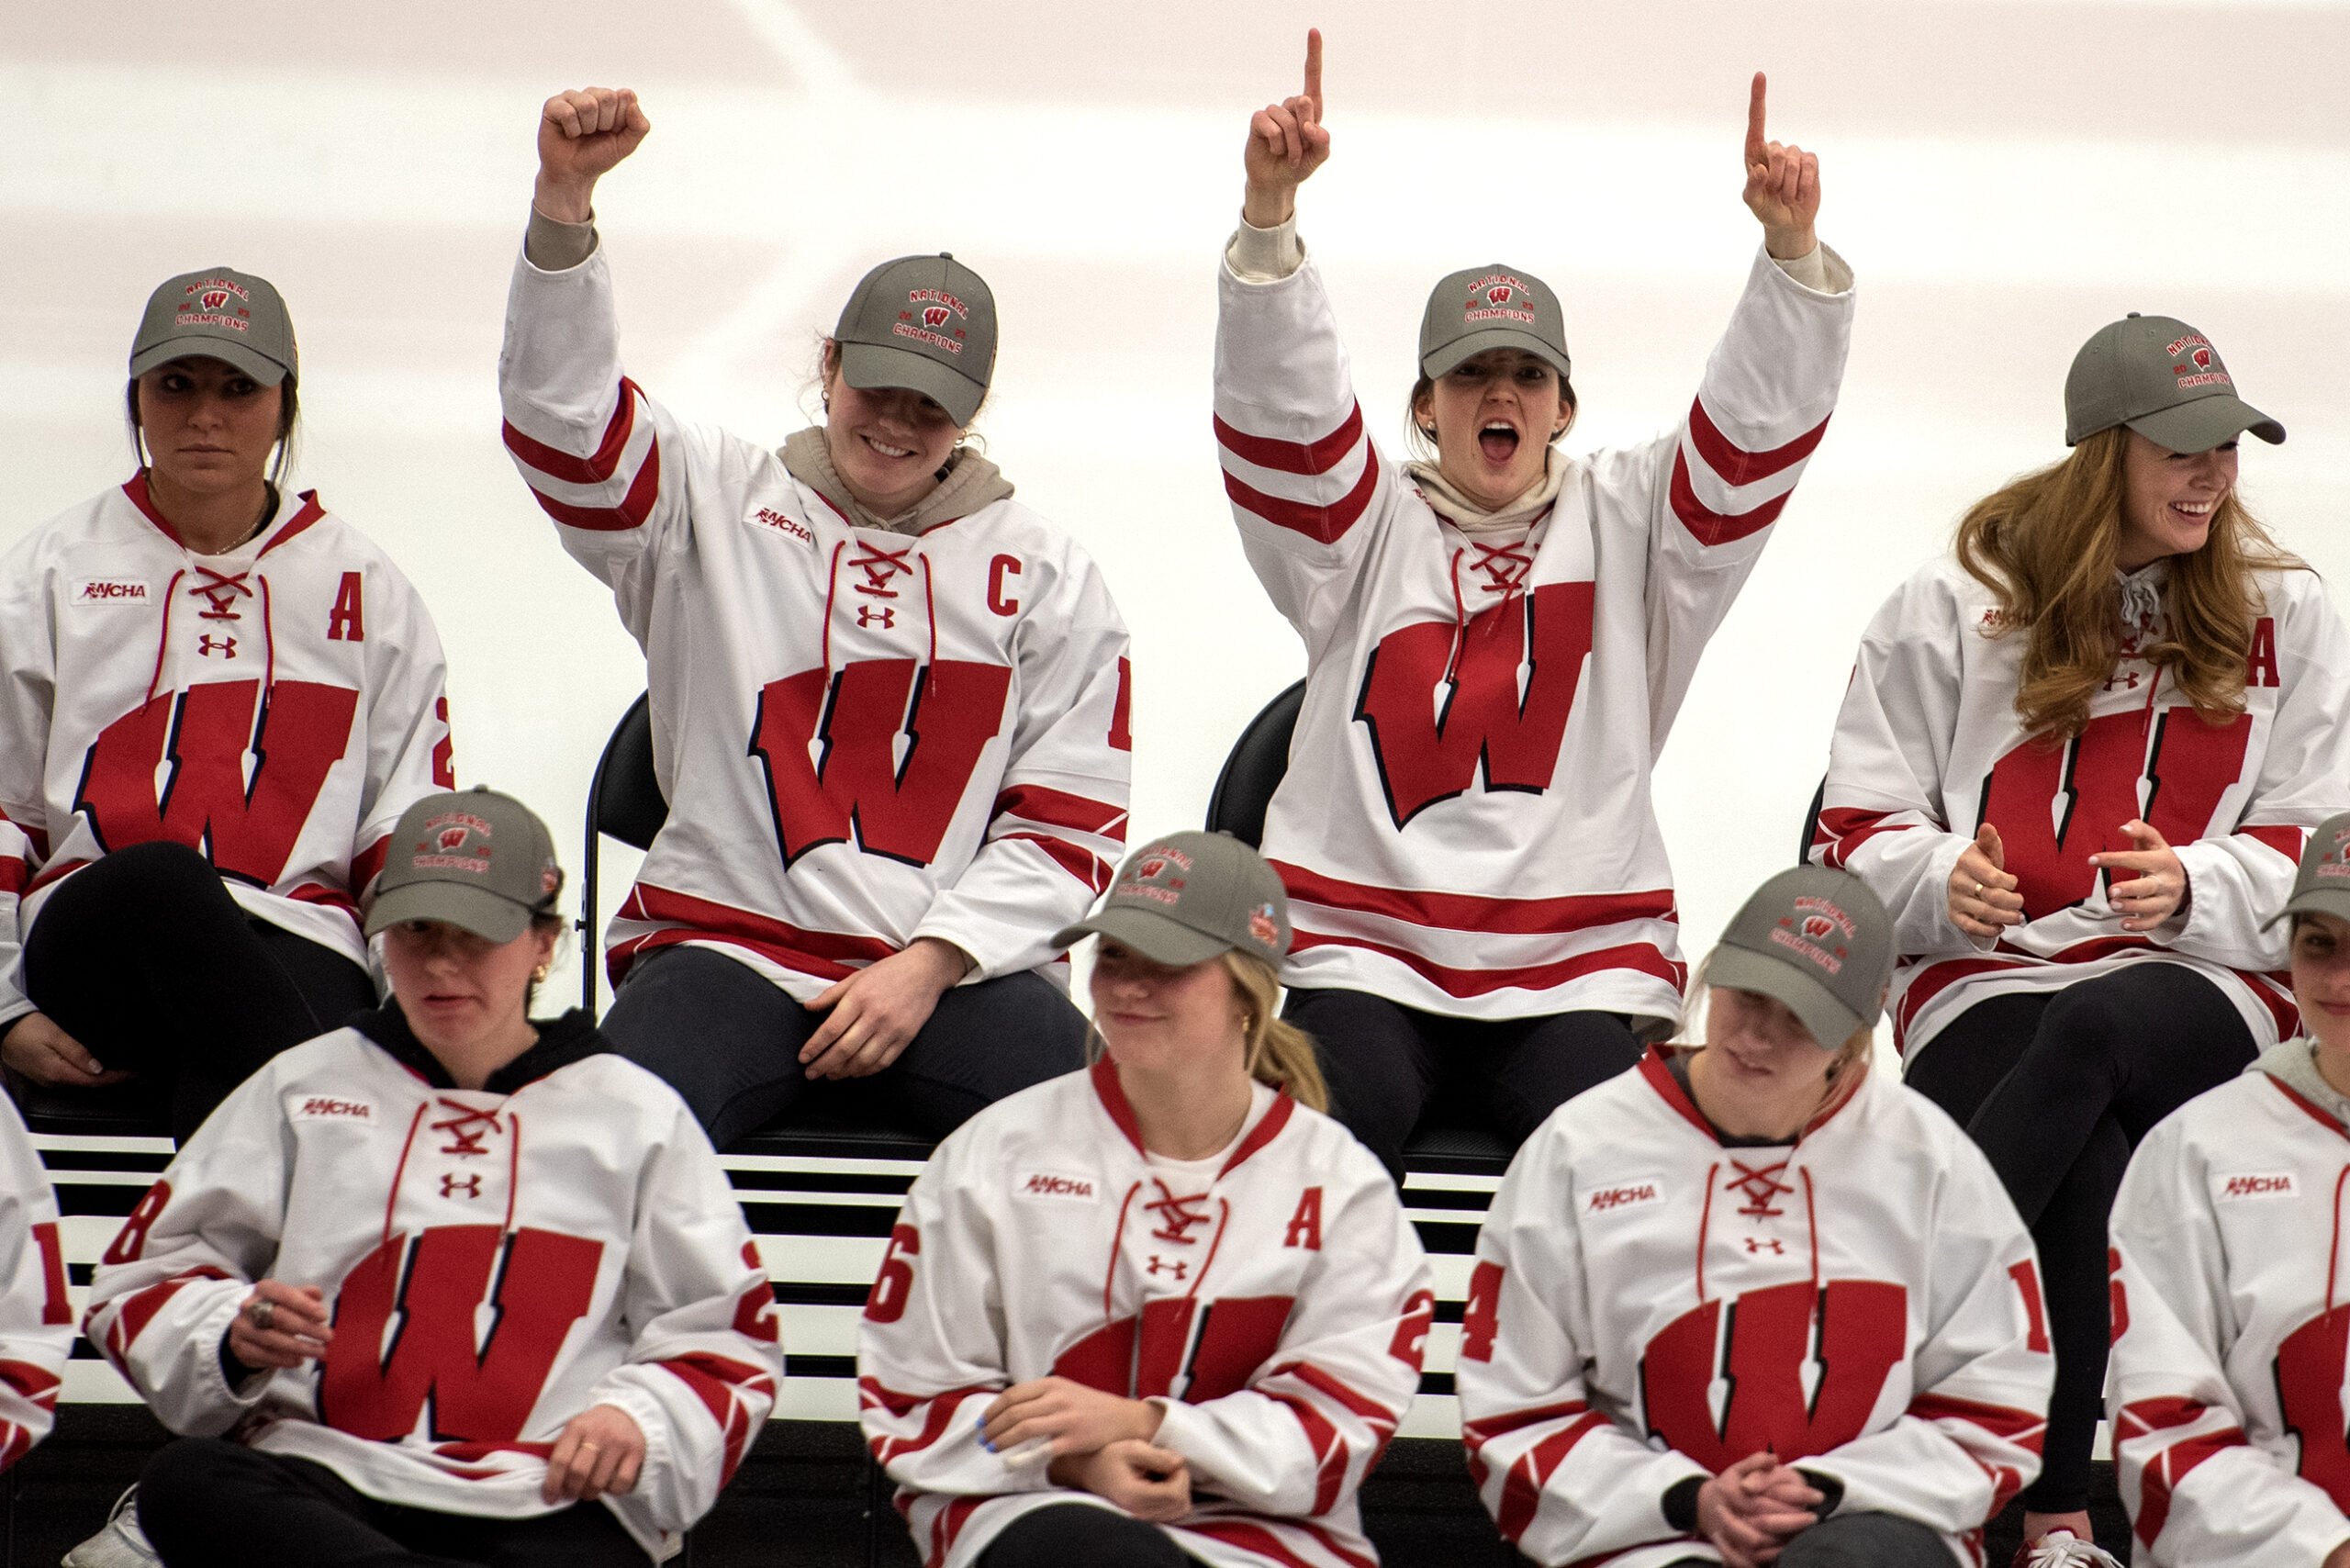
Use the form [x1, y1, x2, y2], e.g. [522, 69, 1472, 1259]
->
[2011, 1529, 2123, 1568]
[61, 1485, 159, 1568]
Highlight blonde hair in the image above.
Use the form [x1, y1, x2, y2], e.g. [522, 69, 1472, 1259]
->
[1953, 425, 2300, 742]
[1222, 951, 1329, 1113]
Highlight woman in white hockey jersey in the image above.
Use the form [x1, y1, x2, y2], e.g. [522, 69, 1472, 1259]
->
[1215, 33, 1855, 1176]
[500, 87, 1132, 1150]
[1815, 315, 2350, 1561]
[859, 831, 1434, 1568]
[0, 1090, 72, 1473]
[79, 789, 780, 1568]
[1457, 866, 2053, 1568]
[2106, 813, 2350, 1568]
[0, 267, 454, 1141]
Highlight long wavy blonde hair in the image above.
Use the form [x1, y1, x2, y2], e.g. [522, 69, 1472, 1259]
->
[1953, 426, 2300, 742]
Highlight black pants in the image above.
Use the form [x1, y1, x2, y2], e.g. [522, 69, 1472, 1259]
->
[1903, 962, 2255, 1515]
[600, 945, 1089, 1150]
[1648, 1509, 1951, 1567]
[140, 1437, 651, 1568]
[21, 842, 375, 1141]
[1283, 989, 1644, 1177]
[977, 1503, 1208, 1567]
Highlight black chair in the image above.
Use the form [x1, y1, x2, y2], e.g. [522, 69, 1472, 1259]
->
[1203, 678, 1517, 1177]
[1798, 776, 1826, 865]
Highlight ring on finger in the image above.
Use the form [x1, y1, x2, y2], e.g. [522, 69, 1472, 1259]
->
[244, 1297, 275, 1332]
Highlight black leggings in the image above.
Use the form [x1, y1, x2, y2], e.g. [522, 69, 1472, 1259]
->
[1647, 1509, 1950, 1567]
[1903, 962, 2256, 1514]
[140, 1437, 651, 1568]
[1282, 989, 1644, 1177]
[21, 842, 375, 1141]
[977, 1503, 1207, 1567]
[600, 945, 1089, 1150]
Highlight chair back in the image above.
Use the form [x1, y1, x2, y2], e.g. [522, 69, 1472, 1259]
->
[582, 692, 668, 1016]
[1204, 680, 1307, 848]
[1798, 777, 1825, 865]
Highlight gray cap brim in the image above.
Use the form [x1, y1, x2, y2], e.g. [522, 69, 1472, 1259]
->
[2125, 395, 2286, 454]
[837, 341, 987, 427]
[1419, 326, 1572, 383]
[364, 880, 535, 944]
[2262, 888, 2350, 932]
[129, 340, 292, 387]
[1706, 944, 1864, 1054]
[1053, 905, 1231, 968]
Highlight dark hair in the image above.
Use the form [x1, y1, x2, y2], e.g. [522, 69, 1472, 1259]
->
[522, 868, 569, 1009]
[1404, 366, 1578, 464]
[126, 373, 301, 487]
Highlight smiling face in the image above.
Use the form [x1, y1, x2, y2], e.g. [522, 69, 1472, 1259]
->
[134, 355, 284, 498]
[1684, 984, 1842, 1139]
[382, 917, 555, 1068]
[820, 347, 965, 518]
[2291, 912, 2350, 1063]
[2116, 428, 2237, 571]
[1089, 938, 1250, 1078]
[1416, 348, 1572, 512]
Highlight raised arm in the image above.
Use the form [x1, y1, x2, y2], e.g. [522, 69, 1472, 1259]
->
[1240, 28, 1329, 230]
[1741, 73, 1819, 262]
[532, 86, 652, 226]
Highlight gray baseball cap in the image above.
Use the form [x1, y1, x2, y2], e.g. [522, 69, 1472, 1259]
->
[1704, 867, 1896, 1052]
[2261, 812, 2350, 932]
[364, 788, 562, 945]
[833, 253, 996, 427]
[1053, 831, 1291, 969]
[2065, 312, 2283, 453]
[1419, 263, 1572, 382]
[129, 267, 297, 386]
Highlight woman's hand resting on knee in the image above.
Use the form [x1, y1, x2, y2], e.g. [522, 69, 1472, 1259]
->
[1050, 1440, 1192, 1521]
[800, 938, 973, 1080]
[543, 1403, 647, 1504]
[1, 1013, 131, 1087]
[1696, 1452, 1821, 1568]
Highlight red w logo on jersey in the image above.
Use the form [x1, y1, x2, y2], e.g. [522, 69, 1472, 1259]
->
[1052, 1294, 1296, 1404]
[317, 1225, 603, 1441]
[1978, 708, 2253, 920]
[2271, 1304, 2350, 1510]
[1353, 581, 1597, 828]
[1639, 1279, 1908, 1467]
[749, 658, 1013, 868]
[75, 679, 359, 887]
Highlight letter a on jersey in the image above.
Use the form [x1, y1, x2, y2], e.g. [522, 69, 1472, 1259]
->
[1283, 1187, 1325, 1250]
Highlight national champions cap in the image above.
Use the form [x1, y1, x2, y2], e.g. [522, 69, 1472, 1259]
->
[1418, 263, 1572, 382]
[1052, 831, 1291, 969]
[1704, 866, 1896, 1052]
[2262, 812, 2350, 932]
[364, 788, 562, 945]
[129, 266, 298, 387]
[833, 253, 997, 427]
[2064, 312, 2284, 453]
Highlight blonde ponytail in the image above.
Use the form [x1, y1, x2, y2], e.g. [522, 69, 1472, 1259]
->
[1223, 951, 1329, 1113]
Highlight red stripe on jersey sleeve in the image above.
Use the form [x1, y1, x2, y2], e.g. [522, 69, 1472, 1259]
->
[1222, 452, 1380, 546]
[610, 883, 899, 986]
[0, 855, 23, 897]
[1266, 1359, 1400, 1428]
[1684, 398, 1830, 487]
[1812, 807, 1914, 869]
[1214, 403, 1367, 476]
[1496, 1411, 1612, 1542]
[2124, 1405, 2246, 1550]
[1462, 1399, 1591, 1453]
[990, 784, 1128, 836]
[1272, 860, 1675, 938]
[1669, 449, 1795, 548]
[1000, 831, 1115, 894]
[522, 440, 663, 533]
[2239, 823, 2305, 863]
[1183, 1519, 1371, 1568]
[501, 378, 642, 486]
[1907, 1392, 2047, 1452]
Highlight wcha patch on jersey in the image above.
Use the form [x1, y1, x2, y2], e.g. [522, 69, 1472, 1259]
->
[1013, 1170, 1098, 1204]
[1584, 1180, 1664, 1216]
[749, 506, 816, 548]
[2214, 1171, 2296, 1202]
[73, 578, 151, 607]
[286, 1092, 376, 1126]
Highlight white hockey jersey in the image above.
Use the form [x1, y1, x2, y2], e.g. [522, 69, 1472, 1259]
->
[2106, 1049, 2350, 1567]
[1214, 244, 1852, 1024]
[498, 246, 1132, 1002]
[1814, 556, 2350, 1058]
[0, 478, 454, 1025]
[0, 1092, 71, 1471]
[1455, 1049, 2052, 1568]
[856, 1061, 1435, 1568]
[80, 1016, 782, 1557]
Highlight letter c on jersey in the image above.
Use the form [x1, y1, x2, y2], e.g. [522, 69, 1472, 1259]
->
[987, 554, 1022, 617]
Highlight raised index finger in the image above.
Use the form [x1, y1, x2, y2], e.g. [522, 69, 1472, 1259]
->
[1745, 72, 1768, 166]
[1304, 28, 1324, 119]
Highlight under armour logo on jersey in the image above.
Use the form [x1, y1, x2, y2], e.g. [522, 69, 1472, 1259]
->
[1743, 1237, 1785, 1255]
[197, 635, 236, 658]
[847, 542, 915, 600]
[431, 1101, 501, 1159]
[857, 605, 896, 629]
[1145, 1182, 1214, 1245]
[1726, 1158, 1795, 1218]
[441, 1173, 483, 1200]
[1146, 1256, 1188, 1280]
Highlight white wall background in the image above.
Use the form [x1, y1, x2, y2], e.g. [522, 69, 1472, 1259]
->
[6, 0, 2346, 1021]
